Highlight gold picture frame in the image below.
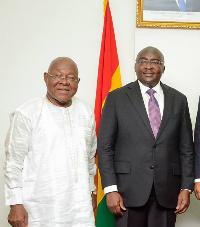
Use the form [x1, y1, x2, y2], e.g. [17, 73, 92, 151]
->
[136, 0, 200, 29]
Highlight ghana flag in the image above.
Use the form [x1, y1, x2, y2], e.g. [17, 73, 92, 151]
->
[95, 0, 122, 226]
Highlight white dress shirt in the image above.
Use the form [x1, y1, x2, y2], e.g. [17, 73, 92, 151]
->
[138, 80, 164, 119]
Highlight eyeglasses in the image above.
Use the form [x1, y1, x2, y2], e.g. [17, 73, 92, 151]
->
[46, 72, 79, 84]
[137, 59, 163, 67]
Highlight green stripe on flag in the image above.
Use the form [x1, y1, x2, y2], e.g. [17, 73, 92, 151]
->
[96, 196, 115, 227]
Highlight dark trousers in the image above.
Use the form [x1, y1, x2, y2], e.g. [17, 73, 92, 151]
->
[115, 186, 176, 227]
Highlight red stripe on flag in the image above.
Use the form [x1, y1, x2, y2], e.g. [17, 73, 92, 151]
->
[95, 1, 119, 135]
[95, 1, 122, 226]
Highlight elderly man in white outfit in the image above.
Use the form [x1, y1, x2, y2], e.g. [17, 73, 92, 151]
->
[4, 57, 97, 227]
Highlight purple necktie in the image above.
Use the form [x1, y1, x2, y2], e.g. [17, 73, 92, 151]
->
[146, 89, 161, 138]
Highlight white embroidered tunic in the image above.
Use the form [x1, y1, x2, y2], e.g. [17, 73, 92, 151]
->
[4, 97, 97, 227]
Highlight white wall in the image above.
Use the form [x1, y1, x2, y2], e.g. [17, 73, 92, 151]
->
[0, 0, 199, 226]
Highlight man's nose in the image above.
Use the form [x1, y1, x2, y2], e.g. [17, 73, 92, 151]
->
[145, 61, 153, 68]
[59, 77, 70, 85]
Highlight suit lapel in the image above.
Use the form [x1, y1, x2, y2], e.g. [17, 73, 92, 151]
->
[126, 81, 155, 139]
[125, 81, 174, 141]
[156, 82, 174, 141]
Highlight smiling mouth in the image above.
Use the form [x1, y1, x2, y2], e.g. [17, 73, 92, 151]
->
[143, 71, 154, 73]
[143, 72, 155, 75]
[57, 88, 70, 92]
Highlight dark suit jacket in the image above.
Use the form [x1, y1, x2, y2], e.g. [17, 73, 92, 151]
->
[143, 0, 200, 12]
[194, 97, 200, 178]
[97, 80, 194, 209]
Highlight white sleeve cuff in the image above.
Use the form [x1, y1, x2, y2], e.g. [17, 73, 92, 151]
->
[104, 185, 118, 194]
[89, 175, 96, 192]
[181, 189, 192, 193]
[5, 186, 23, 206]
[195, 179, 200, 183]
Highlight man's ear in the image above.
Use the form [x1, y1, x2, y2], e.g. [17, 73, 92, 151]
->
[163, 66, 165, 73]
[44, 72, 48, 83]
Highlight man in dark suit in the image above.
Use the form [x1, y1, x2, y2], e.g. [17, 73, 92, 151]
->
[97, 46, 194, 227]
[194, 97, 200, 200]
[143, 0, 200, 12]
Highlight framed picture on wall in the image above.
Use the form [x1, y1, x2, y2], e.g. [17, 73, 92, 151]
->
[136, 0, 200, 29]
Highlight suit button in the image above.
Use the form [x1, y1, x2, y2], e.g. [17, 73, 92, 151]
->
[153, 145, 157, 148]
[150, 166, 154, 169]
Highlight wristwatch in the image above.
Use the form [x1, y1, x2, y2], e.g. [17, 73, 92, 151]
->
[91, 190, 97, 195]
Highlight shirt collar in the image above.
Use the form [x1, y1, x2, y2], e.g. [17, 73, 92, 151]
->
[138, 80, 162, 95]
